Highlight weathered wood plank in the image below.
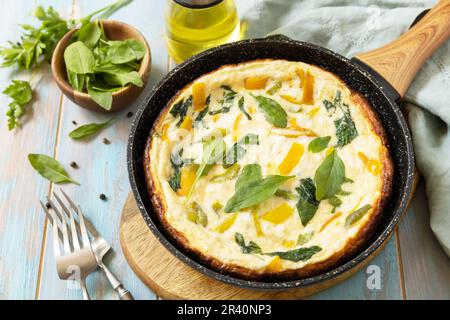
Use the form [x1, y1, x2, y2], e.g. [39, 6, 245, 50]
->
[37, 0, 168, 300]
[310, 237, 403, 299]
[398, 181, 450, 300]
[0, 0, 70, 300]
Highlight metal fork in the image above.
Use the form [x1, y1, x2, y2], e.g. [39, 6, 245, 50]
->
[40, 191, 97, 300]
[40, 189, 134, 300]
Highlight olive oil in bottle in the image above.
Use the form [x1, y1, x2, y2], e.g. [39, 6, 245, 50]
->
[165, 0, 241, 63]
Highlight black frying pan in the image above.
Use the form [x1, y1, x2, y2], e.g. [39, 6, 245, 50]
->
[127, 1, 450, 290]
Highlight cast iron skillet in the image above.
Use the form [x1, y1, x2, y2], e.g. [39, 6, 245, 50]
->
[127, 1, 450, 290]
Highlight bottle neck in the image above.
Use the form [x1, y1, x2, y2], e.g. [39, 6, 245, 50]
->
[173, 0, 224, 9]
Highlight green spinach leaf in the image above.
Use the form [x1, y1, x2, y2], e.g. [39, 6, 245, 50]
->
[238, 96, 252, 120]
[266, 81, 282, 95]
[106, 39, 146, 64]
[170, 96, 192, 127]
[266, 246, 322, 262]
[308, 136, 331, 153]
[103, 71, 143, 87]
[78, 21, 101, 48]
[223, 134, 259, 168]
[28, 154, 79, 185]
[234, 233, 262, 254]
[64, 41, 95, 74]
[252, 95, 287, 128]
[296, 178, 320, 226]
[87, 77, 113, 110]
[234, 164, 262, 190]
[335, 107, 358, 147]
[168, 148, 184, 192]
[69, 118, 113, 139]
[225, 172, 294, 213]
[314, 149, 345, 200]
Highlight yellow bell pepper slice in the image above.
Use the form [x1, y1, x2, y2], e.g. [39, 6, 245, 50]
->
[252, 210, 263, 236]
[177, 165, 198, 196]
[307, 107, 320, 118]
[266, 256, 283, 271]
[179, 115, 193, 130]
[261, 203, 294, 224]
[320, 211, 343, 232]
[192, 82, 206, 111]
[288, 118, 318, 137]
[282, 239, 296, 248]
[160, 123, 170, 142]
[301, 70, 315, 105]
[232, 114, 243, 142]
[278, 143, 304, 175]
[358, 152, 381, 175]
[280, 94, 302, 105]
[214, 213, 238, 233]
[245, 76, 268, 90]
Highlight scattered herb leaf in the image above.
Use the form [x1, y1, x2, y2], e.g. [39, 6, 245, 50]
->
[238, 96, 252, 120]
[266, 81, 282, 95]
[69, 118, 114, 139]
[297, 231, 314, 246]
[28, 154, 79, 185]
[2, 80, 33, 130]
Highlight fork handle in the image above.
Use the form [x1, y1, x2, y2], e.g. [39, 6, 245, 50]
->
[99, 262, 134, 300]
[80, 278, 91, 300]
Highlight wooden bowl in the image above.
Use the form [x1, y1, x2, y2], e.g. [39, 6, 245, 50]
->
[52, 20, 152, 112]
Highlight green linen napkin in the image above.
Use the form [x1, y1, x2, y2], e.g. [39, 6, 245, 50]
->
[238, 0, 450, 257]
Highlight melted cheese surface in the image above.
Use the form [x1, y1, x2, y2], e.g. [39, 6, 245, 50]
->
[149, 60, 387, 272]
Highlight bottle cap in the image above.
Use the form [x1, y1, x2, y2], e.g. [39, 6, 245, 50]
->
[173, 0, 223, 9]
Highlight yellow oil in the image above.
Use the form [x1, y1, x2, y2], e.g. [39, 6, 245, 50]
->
[165, 0, 241, 63]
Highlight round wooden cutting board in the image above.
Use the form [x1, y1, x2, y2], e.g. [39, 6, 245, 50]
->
[119, 193, 385, 300]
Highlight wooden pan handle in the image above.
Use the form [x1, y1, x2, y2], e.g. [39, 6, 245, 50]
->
[355, 0, 450, 97]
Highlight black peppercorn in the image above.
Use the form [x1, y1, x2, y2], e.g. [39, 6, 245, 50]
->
[72, 120, 77, 125]
[45, 202, 52, 209]
[103, 138, 111, 145]
[99, 194, 107, 201]
[70, 161, 78, 169]
[127, 111, 134, 118]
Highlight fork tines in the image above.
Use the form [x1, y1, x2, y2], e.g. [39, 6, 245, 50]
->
[40, 189, 91, 255]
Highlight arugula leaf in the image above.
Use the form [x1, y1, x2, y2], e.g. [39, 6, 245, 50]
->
[225, 165, 294, 213]
[170, 96, 192, 127]
[69, 118, 113, 140]
[234, 233, 262, 254]
[266, 81, 282, 95]
[223, 134, 259, 168]
[64, 41, 96, 74]
[266, 246, 322, 262]
[314, 149, 345, 200]
[2, 80, 33, 130]
[238, 96, 252, 120]
[252, 95, 287, 128]
[28, 154, 79, 185]
[308, 136, 331, 153]
[296, 178, 320, 226]
[323, 90, 342, 113]
[345, 204, 372, 227]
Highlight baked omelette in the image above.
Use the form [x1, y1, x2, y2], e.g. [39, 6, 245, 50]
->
[145, 59, 393, 280]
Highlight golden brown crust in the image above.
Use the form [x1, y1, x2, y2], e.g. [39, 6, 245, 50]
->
[143, 59, 394, 281]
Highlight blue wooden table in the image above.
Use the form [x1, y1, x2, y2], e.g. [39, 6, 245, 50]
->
[0, 0, 448, 300]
